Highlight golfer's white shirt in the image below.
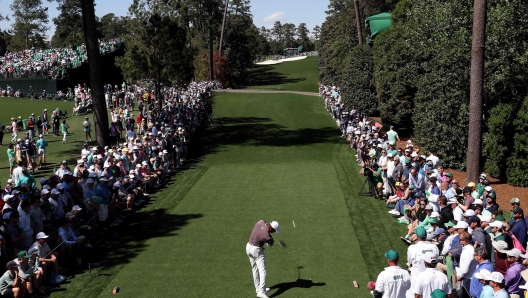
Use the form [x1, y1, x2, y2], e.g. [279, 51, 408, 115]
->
[375, 266, 411, 298]
[411, 268, 451, 297]
[407, 241, 439, 278]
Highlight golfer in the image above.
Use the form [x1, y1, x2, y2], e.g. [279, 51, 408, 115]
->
[373, 249, 411, 298]
[246, 220, 280, 298]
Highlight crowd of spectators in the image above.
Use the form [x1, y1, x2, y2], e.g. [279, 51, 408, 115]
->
[0, 40, 121, 80]
[0, 80, 220, 296]
[321, 84, 528, 298]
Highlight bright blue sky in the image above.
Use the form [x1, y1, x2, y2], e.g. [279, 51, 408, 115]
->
[0, 0, 329, 38]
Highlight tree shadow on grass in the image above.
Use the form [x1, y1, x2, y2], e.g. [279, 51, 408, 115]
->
[245, 65, 306, 87]
[89, 211, 203, 269]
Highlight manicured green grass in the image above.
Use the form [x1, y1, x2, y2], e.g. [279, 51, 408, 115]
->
[246, 56, 319, 93]
[47, 92, 409, 298]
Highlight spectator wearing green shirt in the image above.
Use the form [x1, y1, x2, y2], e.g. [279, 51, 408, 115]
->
[36, 135, 48, 169]
[61, 120, 69, 144]
[386, 126, 400, 145]
[369, 163, 384, 199]
[7, 143, 17, 176]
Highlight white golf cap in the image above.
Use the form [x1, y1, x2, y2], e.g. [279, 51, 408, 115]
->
[51, 189, 60, 195]
[430, 211, 440, 218]
[485, 186, 493, 192]
[453, 221, 469, 229]
[506, 248, 522, 259]
[474, 269, 491, 280]
[489, 221, 503, 229]
[492, 241, 508, 254]
[463, 209, 475, 217]
[486, 272, 505, 283]
[3, 194, 13, 202]
[36, 232, 49, 239]
[40, 189, 49, 195]
[473, 199, 483, 205]
[72, 205, 82, 211]
[480, 215, 492, 223]
[270, 221, 280, 233]
[421, 252, 438, 263]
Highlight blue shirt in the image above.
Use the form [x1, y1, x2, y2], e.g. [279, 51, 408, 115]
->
[480, 285, 493, 298]
[36, 139, 48, 149]
[95, 184, 111, 205]
[511, 219, 527, 249]
[469, 260, 494, 297]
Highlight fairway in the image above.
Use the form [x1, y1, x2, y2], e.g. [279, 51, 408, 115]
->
[246, 56, 319, 93]
[43, 92, 407, 298]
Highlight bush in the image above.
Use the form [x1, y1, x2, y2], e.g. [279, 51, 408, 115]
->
[341, 45, 378, 115]
[506, 96, 528, 186]
[483, 103, 515, 179]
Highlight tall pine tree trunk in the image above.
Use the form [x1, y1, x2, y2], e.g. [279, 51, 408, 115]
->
[80, 0, 110, 147]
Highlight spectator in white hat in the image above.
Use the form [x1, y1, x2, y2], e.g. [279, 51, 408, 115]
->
[487, 272, 509, 297]
[473, 268, 493, 298]
[411, 252, 451, 298]
[504, 248, 526, 297]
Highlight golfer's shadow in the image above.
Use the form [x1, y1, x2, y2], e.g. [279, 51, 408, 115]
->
[269, 279, 326, 297]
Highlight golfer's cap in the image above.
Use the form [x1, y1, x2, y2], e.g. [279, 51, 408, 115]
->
[479, 174, 487, 179]
[421, 252, 438, 264]
[513, 207, 524, 214]
[17, 250, 30, 259]
[65, 212, 75, 219]
[384, 249, 399, 261]
[467, 182, 476, 187]
[486, 271, 505, 283]
[56, 184, 64, 190]
[415, 226, 427, 238]
[453, 221, 469, 229]
[510, 197, 521, 204]
[6, 261, 17, 269]
[40, 189, 49, 195]
[51, 189, 60, 195]
[480, 215, 492, 223]
[72, 205, 82, 211]
[270, 221, 280, 233]
[474, 269, 491, 280]
[444, 221, 455, 228]
[489, 221, 503, 229]
[434, 228, 446, 235]
[36, 232, 49, 239]
[492, 241, 509, 253]
[463, 209, 475, 217]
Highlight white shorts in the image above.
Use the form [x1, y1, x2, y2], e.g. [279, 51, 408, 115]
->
[38, 148, 45, 157]
[98, 204, 108, 221]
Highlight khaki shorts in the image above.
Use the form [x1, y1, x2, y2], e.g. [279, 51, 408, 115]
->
[98, 204, 108, 221]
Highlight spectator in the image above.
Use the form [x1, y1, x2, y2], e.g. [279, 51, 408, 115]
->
[469, 247, 494, 297]
[411, 252, 451, 298]
[373, 249, 411, 298]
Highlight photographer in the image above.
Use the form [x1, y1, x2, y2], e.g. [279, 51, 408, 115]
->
[367, 164, 384, 200]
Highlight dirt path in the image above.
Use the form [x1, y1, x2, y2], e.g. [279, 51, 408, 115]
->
[214, 89, 319, 97]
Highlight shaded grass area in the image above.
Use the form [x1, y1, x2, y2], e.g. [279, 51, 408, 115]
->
[246, 57, 319, 93]
[35, 91, 410, 297]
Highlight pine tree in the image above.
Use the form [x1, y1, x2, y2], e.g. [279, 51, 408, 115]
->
[9, 0, 49, 50]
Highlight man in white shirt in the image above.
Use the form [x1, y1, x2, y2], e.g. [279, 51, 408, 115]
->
[450, 198, 464, 222]
[407, 226, 440, 280]
[456, 231, 477, 294]
[374, 249, 411, 298]
[412, 252, 452, 298]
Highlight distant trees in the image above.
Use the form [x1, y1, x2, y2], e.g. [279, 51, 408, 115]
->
[8, 0, 49, 51]
[318, 0, 528, 185]
[260, 21, 315, 55]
